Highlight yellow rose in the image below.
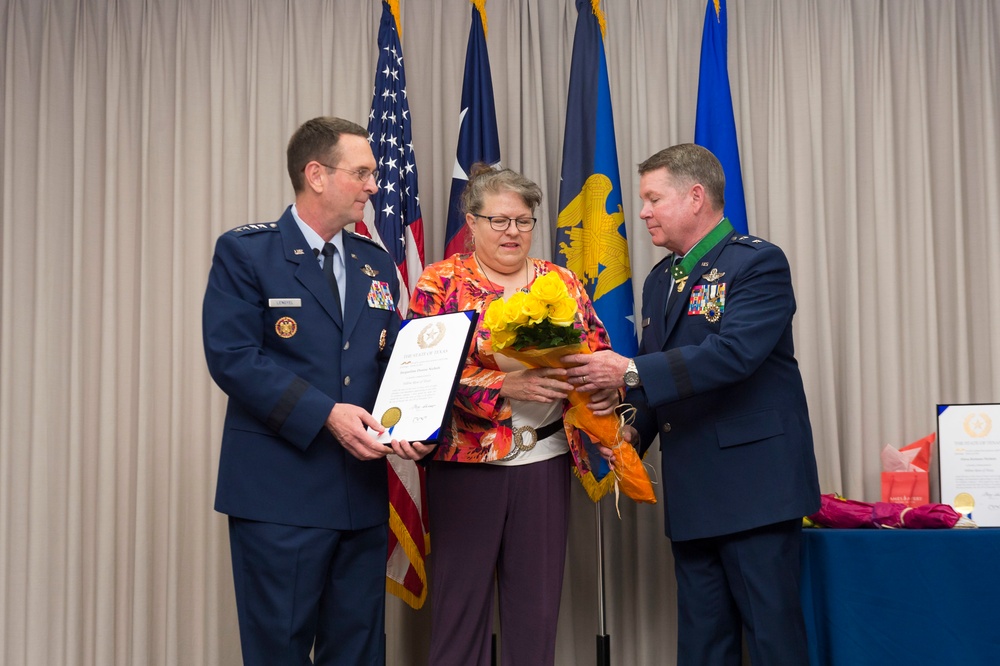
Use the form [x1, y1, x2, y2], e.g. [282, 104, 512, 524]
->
[483, 297, 508, 332]
[529, 271, 569, 304]
[521, 294, 548, 325]
[490, 327, 516, 350]
[503, 292, 530, 326]
[548, 296, 578, 326]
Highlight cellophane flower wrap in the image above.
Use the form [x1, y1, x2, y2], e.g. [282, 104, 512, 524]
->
[484, 271, 656, 505]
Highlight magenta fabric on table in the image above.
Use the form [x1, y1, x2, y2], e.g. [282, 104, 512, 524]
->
[810, 493, 963, 529]
[807, 494, 875, 528]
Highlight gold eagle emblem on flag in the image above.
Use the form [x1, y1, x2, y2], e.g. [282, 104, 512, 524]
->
[556, 173, 631, 300]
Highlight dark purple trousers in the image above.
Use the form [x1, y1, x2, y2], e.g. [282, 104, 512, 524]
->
[426, 454, 571, 666]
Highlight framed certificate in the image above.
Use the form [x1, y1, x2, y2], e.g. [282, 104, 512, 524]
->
[938, 403, 1000, 527]
[369, 310, 478, 443]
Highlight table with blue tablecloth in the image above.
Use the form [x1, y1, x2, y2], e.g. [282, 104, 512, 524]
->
[800, 528, 1000, 666]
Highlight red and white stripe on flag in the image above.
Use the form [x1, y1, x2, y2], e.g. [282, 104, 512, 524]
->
[386, 455, 430, 608]
[357, 0, 430, 609]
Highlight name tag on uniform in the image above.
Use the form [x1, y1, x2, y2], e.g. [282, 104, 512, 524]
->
[268, 298, 302, 308]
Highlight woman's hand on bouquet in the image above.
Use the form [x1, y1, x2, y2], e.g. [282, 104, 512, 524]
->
[499, 367, 574, 403]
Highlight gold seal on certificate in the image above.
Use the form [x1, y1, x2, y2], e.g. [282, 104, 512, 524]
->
[381, 407, 402, 428]
[953, 492, 975, 516]
[368, 311, 478, 444]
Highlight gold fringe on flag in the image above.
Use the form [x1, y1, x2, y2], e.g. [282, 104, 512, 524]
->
[471, 0, 488, 39]
[590, 0, 607, 40]
[387, 0, 402, 37]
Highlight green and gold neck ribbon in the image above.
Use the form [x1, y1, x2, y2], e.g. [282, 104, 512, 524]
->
[670, 217, 735, 290]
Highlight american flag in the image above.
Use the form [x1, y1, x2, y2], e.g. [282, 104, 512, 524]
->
[359, 1, 426, 311]
[358, 0, 429, 610]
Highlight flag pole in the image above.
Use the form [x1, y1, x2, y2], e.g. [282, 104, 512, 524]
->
[595, 501, 611, 665]
[552, 0, 635, 658]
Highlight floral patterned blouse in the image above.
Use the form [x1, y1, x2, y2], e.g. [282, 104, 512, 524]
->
[408, 253, 614, 478]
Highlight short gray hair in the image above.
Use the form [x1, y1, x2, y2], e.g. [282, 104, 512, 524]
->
[638, 144, 725, 210]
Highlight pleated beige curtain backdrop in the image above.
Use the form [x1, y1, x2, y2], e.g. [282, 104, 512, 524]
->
[2, 1, 998, 664]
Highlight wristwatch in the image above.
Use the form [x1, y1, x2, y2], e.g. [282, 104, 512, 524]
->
[623, 358, 641, 388]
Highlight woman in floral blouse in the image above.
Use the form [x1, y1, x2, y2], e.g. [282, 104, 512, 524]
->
[409, 165, 618, 666]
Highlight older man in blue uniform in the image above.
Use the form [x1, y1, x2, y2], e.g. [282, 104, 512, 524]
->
[566, 144, 820, 666]
[203, 117, 432, 665]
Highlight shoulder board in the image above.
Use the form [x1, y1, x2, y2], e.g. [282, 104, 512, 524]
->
[345, 230, 388, 250]
[227, 222, 279, 236]
[729, 233, 771, 249]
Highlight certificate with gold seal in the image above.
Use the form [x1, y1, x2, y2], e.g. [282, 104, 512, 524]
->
[369, 310, 478, 443]
[938, 403, 1000, 526]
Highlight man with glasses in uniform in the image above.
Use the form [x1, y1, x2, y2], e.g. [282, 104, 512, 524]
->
[203, 116, 433, 665]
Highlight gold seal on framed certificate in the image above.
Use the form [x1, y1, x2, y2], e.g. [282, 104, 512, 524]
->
[381, 407, 402, 428]
[953, 492, 975, 516]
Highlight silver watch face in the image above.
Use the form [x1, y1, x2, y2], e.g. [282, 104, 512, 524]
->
[624, 371, 640, 388]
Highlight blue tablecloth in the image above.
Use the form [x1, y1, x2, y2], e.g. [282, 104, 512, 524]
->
[800, 528, 1000, 666]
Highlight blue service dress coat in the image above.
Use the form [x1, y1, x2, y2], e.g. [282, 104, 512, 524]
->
[630, 232, 820, 542]
[203, 206, 400, 531]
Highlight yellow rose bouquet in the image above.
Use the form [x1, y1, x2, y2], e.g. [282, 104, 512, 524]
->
[484, 271, 656, 505]
[484, 270, 581, 353]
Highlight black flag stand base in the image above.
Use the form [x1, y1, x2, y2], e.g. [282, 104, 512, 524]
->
[595, 501, 610, 665]
[596, 634, 611, 666]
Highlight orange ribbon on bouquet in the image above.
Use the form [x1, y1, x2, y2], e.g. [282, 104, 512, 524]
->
[495, 343, 656, 506]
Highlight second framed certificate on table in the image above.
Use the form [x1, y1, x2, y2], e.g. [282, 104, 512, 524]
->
[369, 310, 477, 443]
[938, 403, 1000, 527]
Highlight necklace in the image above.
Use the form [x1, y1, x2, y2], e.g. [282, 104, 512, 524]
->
[474, 254, 531, 295]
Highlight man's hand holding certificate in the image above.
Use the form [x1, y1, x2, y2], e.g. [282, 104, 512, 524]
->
[327, 402, 433, 461]
[367, 311, 477, 445]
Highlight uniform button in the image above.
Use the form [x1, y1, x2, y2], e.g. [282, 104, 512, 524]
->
[344, 376, 351, 386]
[343, 341, 350, 350]
[662, 423, 672, 433]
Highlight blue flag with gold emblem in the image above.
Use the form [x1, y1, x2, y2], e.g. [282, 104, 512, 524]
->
[695, 0, 748, 234]
[556, 0, 637, 501]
